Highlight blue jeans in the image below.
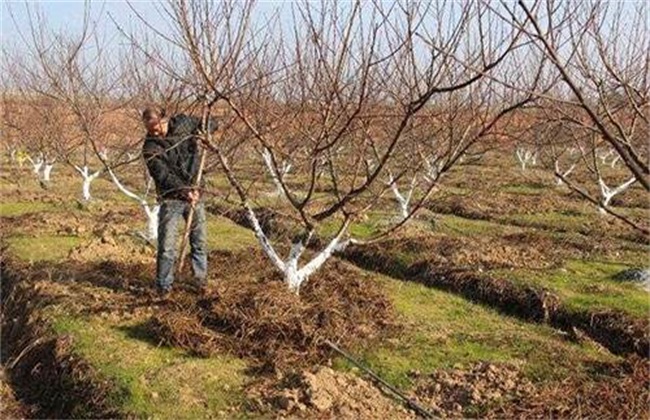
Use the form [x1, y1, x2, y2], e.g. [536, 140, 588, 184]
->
[156, 200, 208, 291]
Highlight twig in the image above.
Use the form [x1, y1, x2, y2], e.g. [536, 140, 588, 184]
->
[323, 339, 434, 419]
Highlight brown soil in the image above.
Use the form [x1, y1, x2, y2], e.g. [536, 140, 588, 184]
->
[411, 362, 536, 418]
[487, 357, 650, 419]
[247, 367, 415, 419]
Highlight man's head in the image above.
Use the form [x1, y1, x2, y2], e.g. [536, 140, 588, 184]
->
[142, 107, 168, 137]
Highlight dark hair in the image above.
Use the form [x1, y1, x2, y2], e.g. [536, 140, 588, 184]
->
[141, 107, 166, 121]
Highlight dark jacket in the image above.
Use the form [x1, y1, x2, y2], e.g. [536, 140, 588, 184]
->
[143, 114, 215, 200]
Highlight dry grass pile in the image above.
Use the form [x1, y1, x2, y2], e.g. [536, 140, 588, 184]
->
[1, 368, 30, 419]
[147, 308, 221, 357]
[146, 250, 396, 369]
[556, 308, 650, 358]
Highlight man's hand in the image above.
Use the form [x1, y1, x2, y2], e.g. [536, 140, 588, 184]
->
[188, 189, 201, 206]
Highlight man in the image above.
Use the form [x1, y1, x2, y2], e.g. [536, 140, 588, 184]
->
[141, 107, 211, 295]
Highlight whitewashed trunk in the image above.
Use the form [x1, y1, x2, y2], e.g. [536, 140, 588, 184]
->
[144, 204, 160, 241]
[555, 162, 576, 186]
[516, 149, 534, 171]
[598, 177, 636, 215]
[107, 166, 159, 240]
[32, 160, 43, 175]
[390, 183, 410, 220]
[76, 166, 101, 201]
[243, 203, 350, 294]
[261, 148, 291, 196]
[388, 173, 415, 220]
[82, 177, 92, 201]
[43, 164, 54, 182]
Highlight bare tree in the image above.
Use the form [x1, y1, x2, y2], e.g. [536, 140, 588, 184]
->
[127, 0, 526, 293]
[508, 1, 649, 191]
[495, 1, 649, 234]
[6, 3, 132, 201]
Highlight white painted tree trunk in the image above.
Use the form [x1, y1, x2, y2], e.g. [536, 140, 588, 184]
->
[107, 167, 160, 241]
[515, 148, 535, 171]
[598, 149, 614, 164]
[424, 157, 443, 183]
[27, 155, 44, 178]
[261, 147, 291, 196]
[244, 203, 350, 294]
[387, 172, 415, 220]
[554, 161, 576, 186]
[74, 165, 101, 201]
[33, 160, 43, 174]
[43, 164, 55, 182]
[597, 176, 636, 214]
[144, 204, 161, 241]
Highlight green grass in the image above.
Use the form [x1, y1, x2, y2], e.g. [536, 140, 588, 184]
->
[52, 314, 248, 419]
[497, 260, 650, 318]
[502, 182, 546, 196]
[336, 274, 617, 389]
[6, 235, 82, 262]
[0, 201, 56, 217]
[435, 214, 522, 237]
[318, 212, 388, 240]
[502, 211, 592, 233]
[206, 216, 257, 251]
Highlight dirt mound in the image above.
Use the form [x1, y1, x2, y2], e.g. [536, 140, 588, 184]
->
[203, 259, 395, 368]
[488, 357, 650, 419]
[68, 235, 153, 265]
[411, 362, 535, 418]
[248, 367, 414, 419]
[369, 234, 554, 272]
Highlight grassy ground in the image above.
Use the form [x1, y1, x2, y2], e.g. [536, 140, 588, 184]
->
[495, 260, 650, 318]
[335, 270, 617, 390]
[52, 314, 247, 419]
[1, 158, 648, 417]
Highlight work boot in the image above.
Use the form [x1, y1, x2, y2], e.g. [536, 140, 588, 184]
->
[155, 285, 172, 302]
[193, 277, 208, 294]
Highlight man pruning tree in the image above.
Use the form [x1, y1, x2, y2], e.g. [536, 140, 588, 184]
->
[141, 107, 215, 295]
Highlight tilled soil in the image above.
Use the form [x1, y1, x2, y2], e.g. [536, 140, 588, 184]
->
[487, 356, 650, 419]
[247, 367, 416, 419]
[410, 362, 536, 418]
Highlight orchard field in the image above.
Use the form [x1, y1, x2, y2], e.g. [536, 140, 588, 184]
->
[2, 1, 649, 419]
[1, 147, 648, 418]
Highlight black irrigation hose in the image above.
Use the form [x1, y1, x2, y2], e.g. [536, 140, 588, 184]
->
[323, 339, 434, 419]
